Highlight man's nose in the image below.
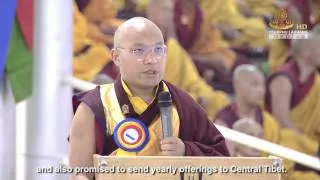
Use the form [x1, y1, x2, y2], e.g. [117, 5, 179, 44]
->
[143, 51, 159, 64]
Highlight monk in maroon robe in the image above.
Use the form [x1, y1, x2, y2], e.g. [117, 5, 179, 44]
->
[69, 17, 229, 180]
[265, 26, 320, 141]
[214, 65, 266, 156]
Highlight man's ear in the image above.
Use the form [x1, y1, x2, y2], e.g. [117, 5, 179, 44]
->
[111, 49, 120, 66]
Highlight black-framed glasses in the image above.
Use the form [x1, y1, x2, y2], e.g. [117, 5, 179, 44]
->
[115, 45, 167, 61]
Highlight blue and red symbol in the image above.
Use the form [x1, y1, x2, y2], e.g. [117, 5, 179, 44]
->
[113, 118, 149, 152]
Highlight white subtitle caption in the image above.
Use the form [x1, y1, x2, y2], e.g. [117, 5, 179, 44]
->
[36, 165, 287, 175]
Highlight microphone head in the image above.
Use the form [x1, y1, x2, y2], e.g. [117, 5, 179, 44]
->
[158, 91, 172, 108]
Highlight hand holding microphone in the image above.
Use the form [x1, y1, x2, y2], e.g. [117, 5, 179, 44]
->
[158, 92, 185, 156]
[159, 136, 185, 156]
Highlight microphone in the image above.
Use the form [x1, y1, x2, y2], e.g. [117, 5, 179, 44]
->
[158, 91, 173, 138]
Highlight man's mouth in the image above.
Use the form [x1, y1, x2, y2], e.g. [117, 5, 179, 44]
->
[143, 70, 158, 75]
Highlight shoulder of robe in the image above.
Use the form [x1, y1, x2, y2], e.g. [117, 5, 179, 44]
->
[267, 63, 298, 91]
[72, 86, 104, 118]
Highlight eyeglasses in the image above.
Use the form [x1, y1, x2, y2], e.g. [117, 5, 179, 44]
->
[115, 45, 167, 61]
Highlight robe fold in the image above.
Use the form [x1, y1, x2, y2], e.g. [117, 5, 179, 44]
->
[265, 61, 320, 141]
[72, 76, 230, 156]
[216, 103, 320, 179]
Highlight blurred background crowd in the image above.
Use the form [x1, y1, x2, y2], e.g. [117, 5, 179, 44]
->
[72, 0, 320, 179]
[2, 0, 319, 179]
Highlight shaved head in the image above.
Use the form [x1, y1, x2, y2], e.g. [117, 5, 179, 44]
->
[233, 64, 262, 87]
[232, 118, 262, 137]
[114, 17, 164, 48]
[233, 64, 265, 106]
[232, 118, 262, 157]
[112, 17, 167, 91]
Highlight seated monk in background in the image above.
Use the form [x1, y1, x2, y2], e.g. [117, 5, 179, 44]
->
[76, 0, 124, 82]
[215, 65, 320, 179]
[73, 3, 113, 83]
[265, 25, 320, 141]
[146, 0, 230, 118]
[199, 0, 268, 49]
[174, 0, 249, 92]
[76, 0, 123, 45]
[70, 17, 229, 180]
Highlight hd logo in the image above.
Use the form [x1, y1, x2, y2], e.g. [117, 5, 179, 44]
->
[296, 24, 308, 30]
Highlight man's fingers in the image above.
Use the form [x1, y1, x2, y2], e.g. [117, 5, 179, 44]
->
[160, 137, 178, 145]
[160, 150, 176, 156]
[159, 137, 185, 156]
[160, 143, 177, 151]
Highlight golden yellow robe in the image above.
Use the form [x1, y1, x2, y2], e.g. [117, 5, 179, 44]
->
[165, 38, 230, 118]
[289, 74, 320, 141]
[73, 4, 111, 81]
[200, 0, 268, 48]
[268, 39, 290, 73]
[262, 112, 319, 180]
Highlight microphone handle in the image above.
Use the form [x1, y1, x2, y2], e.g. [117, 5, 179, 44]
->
[160, 106, 172, 138]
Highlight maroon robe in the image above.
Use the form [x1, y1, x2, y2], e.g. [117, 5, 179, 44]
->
[265, 61, 319, 174]
[99, 61, 119, 80]
[173, 0, 203, 51]
[265, 60, 316, 112]
[215, 103, 264, 128]
[72, 76, 230, 156]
